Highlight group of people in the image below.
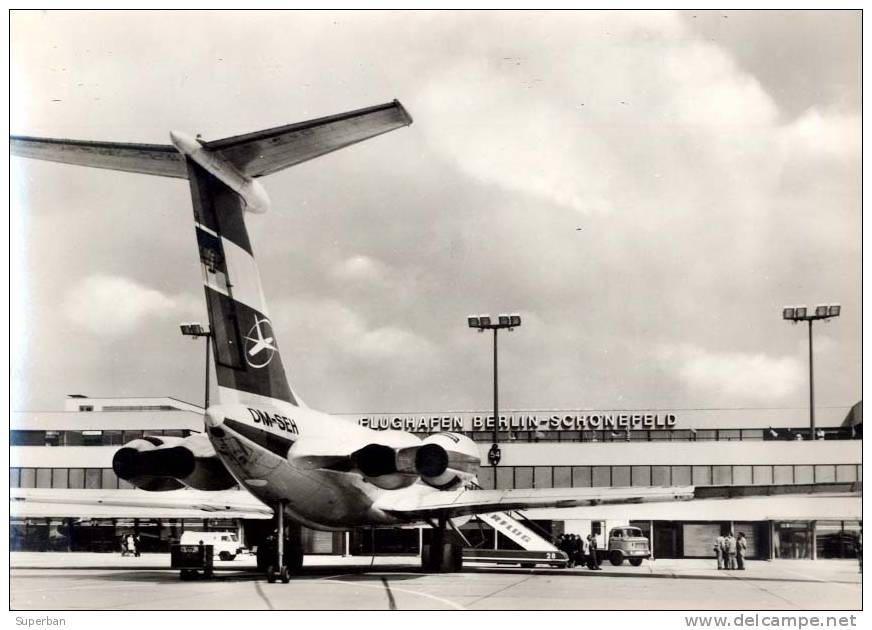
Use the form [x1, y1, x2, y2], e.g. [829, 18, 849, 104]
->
[120, 532, 140, 557]
[555, 533, 602, 570]
[714, 532, 747, 570]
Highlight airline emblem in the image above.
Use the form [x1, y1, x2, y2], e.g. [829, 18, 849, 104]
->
[244, 317, 278, 368]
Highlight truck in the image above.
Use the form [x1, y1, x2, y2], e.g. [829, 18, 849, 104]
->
[605, 525, 651, 566]
[563, 519, 651, 567]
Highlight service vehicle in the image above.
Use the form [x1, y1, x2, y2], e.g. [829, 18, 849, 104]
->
[171, 543, 214, 580]
[180, 531, 243, 561]
[606, 526, 651, 566]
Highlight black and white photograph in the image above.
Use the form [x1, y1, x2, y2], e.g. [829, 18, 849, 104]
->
[8, 8, 862, 617]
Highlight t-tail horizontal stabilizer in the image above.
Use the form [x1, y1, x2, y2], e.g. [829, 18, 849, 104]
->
[12, 100, 413, 409]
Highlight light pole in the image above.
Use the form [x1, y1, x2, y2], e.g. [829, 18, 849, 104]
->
[782, 304, 841, 440]
[180, 323, 213, 409]
[467, 313, 521, 473]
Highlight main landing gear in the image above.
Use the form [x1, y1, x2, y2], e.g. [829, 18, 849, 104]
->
[258, 502, 303, 584]
[421, 516, 464, 573]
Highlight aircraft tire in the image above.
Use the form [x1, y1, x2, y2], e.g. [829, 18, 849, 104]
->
[280, 566, 291, 583]
[267, 565, 277, 583]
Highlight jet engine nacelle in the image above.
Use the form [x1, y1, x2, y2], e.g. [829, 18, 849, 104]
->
[351, 431, 480, 491]
[416, 432, 480, 490]
[352, 430, 421, 491]
[112, 433, 237, 491]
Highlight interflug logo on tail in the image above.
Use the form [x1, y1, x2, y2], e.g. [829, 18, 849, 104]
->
[244, 317, 278, 368]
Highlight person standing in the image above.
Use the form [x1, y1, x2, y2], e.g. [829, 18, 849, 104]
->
[557, 534, 571, 567]
[736, 532, 747, 570]
[587, 534, 602, 570]
[714, 534, 725, 569]
[574, 534, 585, 569]
[725, 532, 738, 570]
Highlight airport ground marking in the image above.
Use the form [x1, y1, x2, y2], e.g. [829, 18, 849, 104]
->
[317, 578, 467, 610]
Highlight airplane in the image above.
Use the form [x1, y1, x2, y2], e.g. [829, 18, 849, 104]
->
[10, 100, 861, 582]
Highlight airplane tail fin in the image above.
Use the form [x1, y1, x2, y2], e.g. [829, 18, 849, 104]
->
[11, 100, 413, 409]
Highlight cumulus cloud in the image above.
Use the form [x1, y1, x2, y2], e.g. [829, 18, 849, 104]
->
[63, 274, 197, 337]
[411, 13, 781, 216]
[781, 108, 861, 162]
[331, 254, 391, 285]
[659, 343, 804, 403]
[275, 295, 440, 363]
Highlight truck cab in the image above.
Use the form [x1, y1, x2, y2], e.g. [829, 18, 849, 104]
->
[607, 526, 650, 566]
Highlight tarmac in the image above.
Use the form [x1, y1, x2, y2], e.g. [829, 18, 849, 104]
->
[10, 553, 862, 610]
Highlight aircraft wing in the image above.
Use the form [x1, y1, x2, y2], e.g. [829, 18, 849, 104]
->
[11, 99, 412, 179]
[10, 488, 274, 520]
[373, 482, 861, 521]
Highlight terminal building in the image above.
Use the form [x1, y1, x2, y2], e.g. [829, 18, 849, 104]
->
[10, 395, 862, 561]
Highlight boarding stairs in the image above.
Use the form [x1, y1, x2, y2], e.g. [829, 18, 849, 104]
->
[460, 486, 568, 567]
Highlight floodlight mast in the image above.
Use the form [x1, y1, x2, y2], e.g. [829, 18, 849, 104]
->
[781, 305, 841, 440]
[467, 313, 522, 475]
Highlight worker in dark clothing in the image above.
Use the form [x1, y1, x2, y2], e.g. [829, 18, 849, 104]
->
[557, 534, 572, 567]
[587, 534, 602, 570]
[574, 534, 585, 568]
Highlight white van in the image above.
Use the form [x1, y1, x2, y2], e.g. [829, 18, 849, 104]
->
[180, 531, 243, 561]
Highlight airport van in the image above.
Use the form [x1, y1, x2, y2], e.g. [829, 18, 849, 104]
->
[179, 531, 243, 561]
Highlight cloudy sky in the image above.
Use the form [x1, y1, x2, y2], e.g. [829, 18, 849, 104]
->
[10, 10, 861, 418]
